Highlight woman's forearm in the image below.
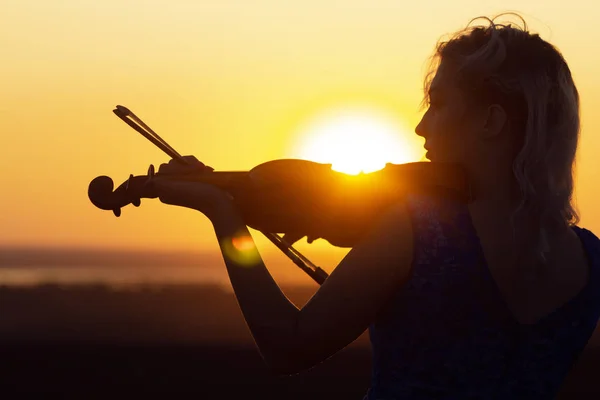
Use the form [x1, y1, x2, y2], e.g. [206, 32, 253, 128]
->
[209, 204, 302, 370]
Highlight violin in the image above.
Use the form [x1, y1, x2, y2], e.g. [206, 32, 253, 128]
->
[88, 106, 473, 284]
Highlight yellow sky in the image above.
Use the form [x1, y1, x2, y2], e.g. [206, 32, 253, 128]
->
[1, 0, 600, 258]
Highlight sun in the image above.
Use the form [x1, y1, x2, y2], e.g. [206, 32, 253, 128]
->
[289, 107, 422, 175]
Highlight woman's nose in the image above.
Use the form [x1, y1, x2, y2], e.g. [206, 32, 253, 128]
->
[415, 116, 427, 138]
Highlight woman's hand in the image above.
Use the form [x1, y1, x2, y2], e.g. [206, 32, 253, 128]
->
[146, 156, 234, 219]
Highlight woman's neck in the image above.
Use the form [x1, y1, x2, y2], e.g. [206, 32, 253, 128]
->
[467, 162, 521, 213]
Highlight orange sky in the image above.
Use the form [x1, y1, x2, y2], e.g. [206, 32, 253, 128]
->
[1, 1, 599, 261]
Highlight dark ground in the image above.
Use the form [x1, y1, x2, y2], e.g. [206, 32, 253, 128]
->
[0, 343, 372, 398]
[0, 284, 598, 398]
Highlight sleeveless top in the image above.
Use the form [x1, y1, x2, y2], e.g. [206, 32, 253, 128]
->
[364, 193, 600, 400]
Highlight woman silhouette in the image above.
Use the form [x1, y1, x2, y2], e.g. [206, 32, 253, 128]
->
[149, 14, 600, 399]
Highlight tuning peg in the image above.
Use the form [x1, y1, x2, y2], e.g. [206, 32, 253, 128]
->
[113, 208, 121, 217]
[147, 164, 155, 178]
[132, 198, 141, 207]
[125, 174, 134, 191]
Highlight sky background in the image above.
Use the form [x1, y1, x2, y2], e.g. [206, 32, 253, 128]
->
[2, 0, 599, 261]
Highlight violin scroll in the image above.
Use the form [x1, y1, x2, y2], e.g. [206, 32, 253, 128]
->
[88, 165, 158, 217]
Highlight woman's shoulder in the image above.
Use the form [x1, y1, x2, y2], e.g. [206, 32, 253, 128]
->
[403, 193, 478, 265]
[571, 225, 600, 290]
[404, 192, 473, 237]
[573, 225, 600, 251]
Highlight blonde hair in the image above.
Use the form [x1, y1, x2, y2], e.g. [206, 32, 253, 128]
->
[424, 13, 580, 276]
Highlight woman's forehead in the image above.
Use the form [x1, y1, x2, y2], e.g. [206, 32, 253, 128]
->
[429, 63, 459, 95]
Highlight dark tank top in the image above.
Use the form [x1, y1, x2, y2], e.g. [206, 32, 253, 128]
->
[364, 194, 600, 399]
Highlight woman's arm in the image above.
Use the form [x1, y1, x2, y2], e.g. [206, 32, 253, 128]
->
[210, 200, 414, 375]
[148, 157, 414, 375]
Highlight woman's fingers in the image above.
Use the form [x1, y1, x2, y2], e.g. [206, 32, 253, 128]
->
[158, 155, 213, 174]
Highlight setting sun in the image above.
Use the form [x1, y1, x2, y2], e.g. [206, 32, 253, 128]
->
[290, 107, 422, 175]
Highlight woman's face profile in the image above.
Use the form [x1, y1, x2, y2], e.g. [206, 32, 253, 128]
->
[415, 62, 486, 165]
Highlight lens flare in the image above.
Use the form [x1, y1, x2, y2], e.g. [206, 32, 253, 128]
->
[232, 235, 256, 251]
[221, 232, 260, 266]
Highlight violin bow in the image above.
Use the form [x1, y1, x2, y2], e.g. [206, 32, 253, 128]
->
[112, 106, 329, 285]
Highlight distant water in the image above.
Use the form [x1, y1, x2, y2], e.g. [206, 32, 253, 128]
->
[0, 265, 230, 288]
[0, 247, 338, 288]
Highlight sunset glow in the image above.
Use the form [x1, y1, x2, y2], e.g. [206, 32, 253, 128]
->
[1, 1, 599, 257]
[291, 108, 421, 175]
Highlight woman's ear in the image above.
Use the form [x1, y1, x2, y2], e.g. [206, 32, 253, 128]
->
[481, 104, 508, 139]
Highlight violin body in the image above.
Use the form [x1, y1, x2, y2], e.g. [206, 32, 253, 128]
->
[89, 159, 472, 246]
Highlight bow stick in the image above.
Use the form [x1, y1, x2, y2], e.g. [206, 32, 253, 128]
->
[112, 105, 329, 285]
